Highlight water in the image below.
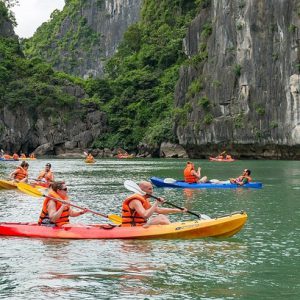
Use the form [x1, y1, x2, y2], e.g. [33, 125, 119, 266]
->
[0, 158, 299, 299]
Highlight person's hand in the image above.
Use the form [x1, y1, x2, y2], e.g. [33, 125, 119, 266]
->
[156, 197, 165, 204]
[181, 207, 188, 213]
[80, 208, 89, 215]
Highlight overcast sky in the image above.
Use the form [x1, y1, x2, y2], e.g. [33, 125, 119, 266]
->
[11, 0, 65, 38]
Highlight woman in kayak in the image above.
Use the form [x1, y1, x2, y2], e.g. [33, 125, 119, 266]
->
[184, 161, 208, 183]
[38, 181, 88, 227]
[36, 163, 54, 186]
[230, 169, 252, 185]
[121, 181, 187, 227]
[10, 161, 29, 182]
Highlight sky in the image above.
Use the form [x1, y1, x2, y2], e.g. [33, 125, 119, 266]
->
[11, 0, 65, 38]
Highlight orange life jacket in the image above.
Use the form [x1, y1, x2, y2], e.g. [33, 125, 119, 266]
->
[14, 166, 28, 181]
[20, 154, 26, 158]
[184, 164, 197, 183]
[38, 170, 54, 182]
[3, 154, 11, 159]
[38, 191, 70, 226]
[121, 194, 151, 227]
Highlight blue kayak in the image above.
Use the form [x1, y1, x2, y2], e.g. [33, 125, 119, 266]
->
[150, 177, 263, 189]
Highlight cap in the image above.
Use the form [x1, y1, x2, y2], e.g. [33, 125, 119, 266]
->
[46, 163, 51, 167]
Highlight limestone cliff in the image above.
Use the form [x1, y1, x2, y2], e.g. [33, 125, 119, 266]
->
[175, 0, 300, 159]
[24, 0, 142, 78]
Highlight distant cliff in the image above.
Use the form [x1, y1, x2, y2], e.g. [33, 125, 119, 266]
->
[0, 2, 108, 156]
[174, 0, 300, 159]
[23, 0, 142, 78]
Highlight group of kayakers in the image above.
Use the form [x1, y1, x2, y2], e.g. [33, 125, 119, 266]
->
[0, 151, 36, 160]
[183, 161, 252, 185]
[10, 161, 54, 186]
[6, 157, 251, 229]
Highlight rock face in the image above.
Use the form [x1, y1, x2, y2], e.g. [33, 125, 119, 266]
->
[174, 0, 300, 159]
[33, 0, 142, 78]
[0, 85, 108, 155]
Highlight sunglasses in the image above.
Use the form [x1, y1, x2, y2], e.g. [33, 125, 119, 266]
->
[60, 188, 68, 191]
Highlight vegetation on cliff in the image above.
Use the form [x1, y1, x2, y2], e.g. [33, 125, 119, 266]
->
[23, 0, 208, 151]
[0, 1, 84, 120]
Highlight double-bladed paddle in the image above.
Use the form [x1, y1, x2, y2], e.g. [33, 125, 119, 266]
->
[17, 182, 122, 224]
[123, 180, 210, 220]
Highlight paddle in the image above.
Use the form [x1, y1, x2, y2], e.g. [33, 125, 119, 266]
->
[163, 178, 177, 183]
[124, 180, 210, 220]
[17, 182, 122, 224]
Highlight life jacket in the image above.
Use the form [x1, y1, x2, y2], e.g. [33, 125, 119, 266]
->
[30, 153, 35, 158]
[38, 190, 70, 226]
[121, 193, 151, 227]
[20, 154, 26, 158]
[14, 166, 28, 181]
[3, 154, 11, 159]
[226, 155, 232, 159]
[184, 164, 197, 183]
[38, 170, 54, 182]
[236, 175, 252, 183]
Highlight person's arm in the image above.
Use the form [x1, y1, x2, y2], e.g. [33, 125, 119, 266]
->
[69, 208, 88, 217]
[37, 171, 45, 180]
[156, 207, 186, 214]
[191, 168, 201, 179]
[9, 170, 16, 179]
[47, 200, 66, 223]
[130, 199, 160, 219]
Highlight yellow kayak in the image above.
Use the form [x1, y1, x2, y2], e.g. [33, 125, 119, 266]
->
[0, 180, 17, 189]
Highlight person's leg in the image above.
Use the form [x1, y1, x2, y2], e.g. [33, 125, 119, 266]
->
[143, 214, 171, 227]
[199, 176, 208, 183]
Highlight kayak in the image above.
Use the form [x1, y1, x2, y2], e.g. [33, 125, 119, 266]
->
[85, 159, 95, 164]
[150, 177, 262, 189]
[0, 158, 17, 161]
[209, 157, 235, 162]
[0, 180, 17, 189]
[0, 211, 247, 239]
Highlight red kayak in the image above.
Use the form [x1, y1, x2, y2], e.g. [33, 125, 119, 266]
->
[0, 211, 247, 239]
[209, 157, 235, 162]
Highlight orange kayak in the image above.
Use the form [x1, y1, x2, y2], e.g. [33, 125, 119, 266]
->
[0, 211, 247, 239]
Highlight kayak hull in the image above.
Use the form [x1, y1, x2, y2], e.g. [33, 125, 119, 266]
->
[209, 157, 235, 162]
[150, 177, 262, 189]
[0, 212, 247, 239]
[0, 180, 17, 189]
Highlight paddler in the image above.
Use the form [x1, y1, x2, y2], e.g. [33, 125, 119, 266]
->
[36, 163, 54, 186]
[38, 181, 88, 227]
[10, 161, 29, 182]
[230, 169, 252, 185]
[121, 181, 187, 227]
[183, 161, 208, 183]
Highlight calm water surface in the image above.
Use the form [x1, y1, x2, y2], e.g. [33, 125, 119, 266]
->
[0, 159, 299, 299]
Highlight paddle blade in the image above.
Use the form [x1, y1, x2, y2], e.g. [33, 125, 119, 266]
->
[17, 182, 44, 197]
[163, 178, 177, 183]
[124, 180, 145, 195]
[83, 151, 88, 156]
[108, 214, 122, 225]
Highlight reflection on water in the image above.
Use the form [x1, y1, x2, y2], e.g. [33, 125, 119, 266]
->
[0, 159, 300, 299]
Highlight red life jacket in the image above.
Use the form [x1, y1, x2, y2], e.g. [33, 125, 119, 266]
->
[38, 191, 70, 226]
[184, 164, 197, 183]
[121, 194, 151, 227]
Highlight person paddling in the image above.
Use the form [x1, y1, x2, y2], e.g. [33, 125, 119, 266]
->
[121, 181, 187, 227]
[85, 153, 95, 162]
[38, 181, 88, 227]
[36, 163, 54, 187]
[184, 161, 208, 183]
[230, 169, 252, 185]
[10, 161, 29, 182]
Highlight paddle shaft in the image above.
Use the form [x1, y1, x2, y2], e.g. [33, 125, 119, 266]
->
[146, 193, 201, 219]
[44, 194, 109, 218]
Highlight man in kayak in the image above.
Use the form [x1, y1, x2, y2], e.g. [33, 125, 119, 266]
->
[38, 181, 88, 227]
[10, 161, 29, 182]
[121, 181, 187, 227]
[230, 169, 252, 185]
[36, 163, 54, 186]
[184, 161, 208, 183]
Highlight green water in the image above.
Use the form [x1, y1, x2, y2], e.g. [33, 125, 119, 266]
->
[0, 159, 299, 299]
